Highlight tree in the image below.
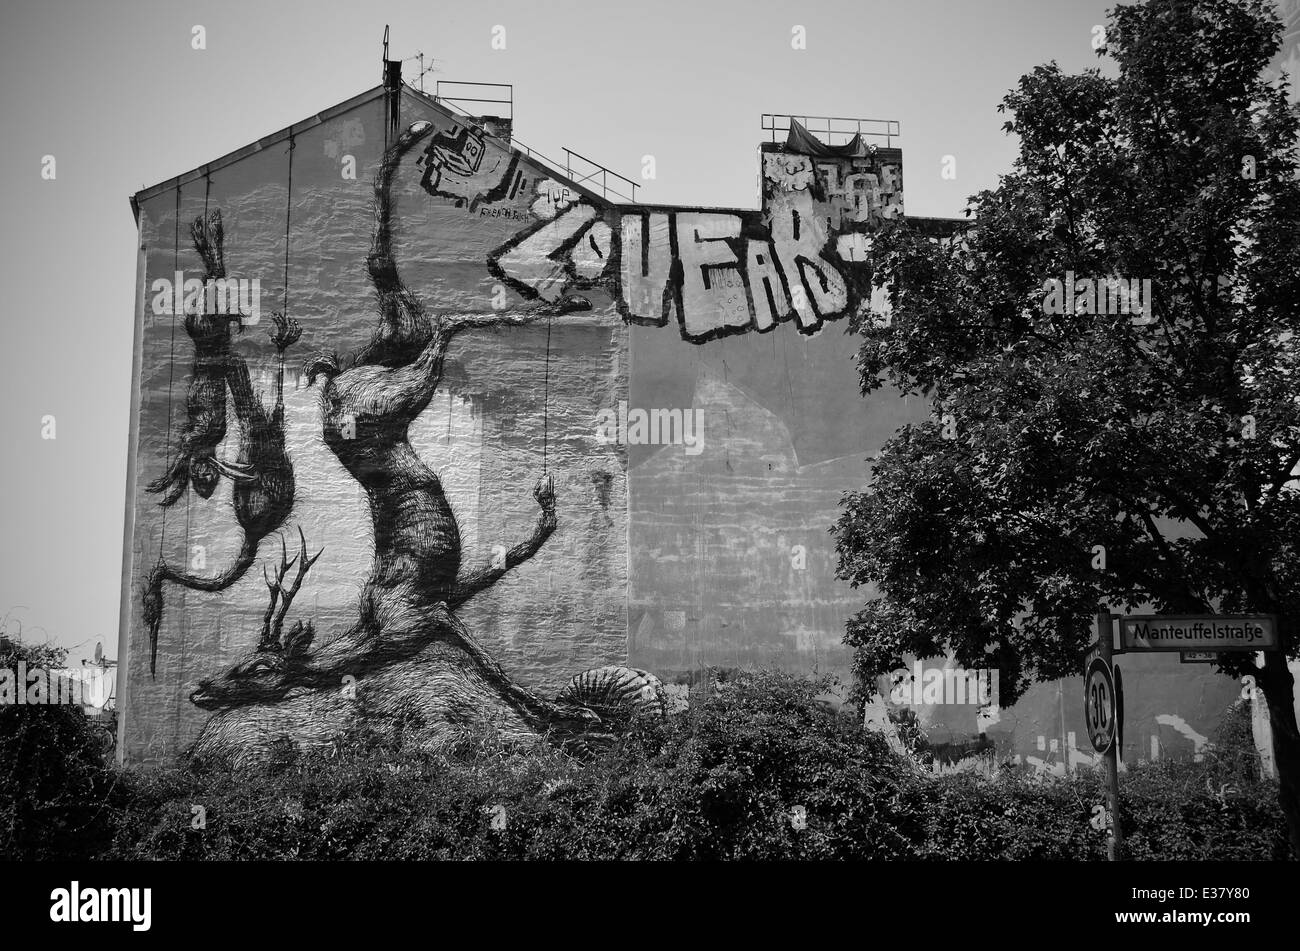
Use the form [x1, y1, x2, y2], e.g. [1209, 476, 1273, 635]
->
[833, 0, 1300, 856]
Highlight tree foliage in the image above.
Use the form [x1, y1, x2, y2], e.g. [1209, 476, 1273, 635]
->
[836, 0, 1300, 704]
[835, 0, 1300, 856]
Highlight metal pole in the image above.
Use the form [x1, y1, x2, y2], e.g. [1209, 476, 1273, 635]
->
[1097, 608, 1125, 860]
[1057, 679, 1068, 775]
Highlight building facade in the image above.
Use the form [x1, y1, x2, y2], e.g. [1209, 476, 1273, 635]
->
[118, 69, 1255, 769]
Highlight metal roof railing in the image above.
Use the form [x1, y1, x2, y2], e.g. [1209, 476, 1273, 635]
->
[762, 113, 900, 148]
[562, 148, 639, 203]
[434, 80, 513, 122]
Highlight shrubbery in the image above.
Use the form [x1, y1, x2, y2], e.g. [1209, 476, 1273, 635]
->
[0, 639, 120, 860]
[1, 667, 1288, 860]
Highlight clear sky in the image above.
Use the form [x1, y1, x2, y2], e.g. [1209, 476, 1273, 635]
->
[0, 0, 1144, 662]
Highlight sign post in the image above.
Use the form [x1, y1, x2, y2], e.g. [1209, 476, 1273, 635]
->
[1092, 609, 1124, 860]
[1084, 611, 1280, 860]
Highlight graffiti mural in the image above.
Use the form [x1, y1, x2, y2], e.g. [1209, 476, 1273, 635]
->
[125, 88, 937, 765]
[417, 118, 526, 212]
[488, 123, 905, 343]
[140, 211, 300, 677]
[137, 115, 666, 764]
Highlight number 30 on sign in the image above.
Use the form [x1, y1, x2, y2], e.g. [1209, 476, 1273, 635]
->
[1085, 657, 1117, 754]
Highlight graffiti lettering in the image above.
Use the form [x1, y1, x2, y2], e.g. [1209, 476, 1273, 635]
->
[482, 143, 917, 341]
[493, 203, 599, 302]
[479, 207, 531, 221]
[676, 213, 749, 338]
[619, 212, 674, 326]
[461, 113, 949, 344]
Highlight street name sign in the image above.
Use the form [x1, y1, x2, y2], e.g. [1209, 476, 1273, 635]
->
[1118, 615, 1277, 653]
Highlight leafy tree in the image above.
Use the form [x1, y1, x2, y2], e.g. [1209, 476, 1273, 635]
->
[834, 0, 1300, 856]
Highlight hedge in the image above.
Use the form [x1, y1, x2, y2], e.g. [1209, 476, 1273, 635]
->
[1, 667, 1287, 860]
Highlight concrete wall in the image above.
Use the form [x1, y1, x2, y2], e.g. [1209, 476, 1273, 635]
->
[1267, 0, 1300, 102]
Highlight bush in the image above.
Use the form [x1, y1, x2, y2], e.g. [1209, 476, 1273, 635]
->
[99, 670, 1288, 860]
[1, 664, 1285, 860]
[110, 672, 916, 860]
[0, 639, 120, 860]
[1118, 759, 1286, 860]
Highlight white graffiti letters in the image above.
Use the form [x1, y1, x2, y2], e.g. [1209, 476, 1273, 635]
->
[765, 191, 847, 329]
[620, 212, 673, 325]
[485, 146, 920, 342]
[496, 203, 599, 302]
[676, 213, 749, 338]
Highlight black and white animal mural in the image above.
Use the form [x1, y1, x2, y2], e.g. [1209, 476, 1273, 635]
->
[137, 116, 665, 764]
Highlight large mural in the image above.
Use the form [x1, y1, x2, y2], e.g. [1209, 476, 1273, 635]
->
[123, 79, 924, 764]
[124, 80, 1240, 768]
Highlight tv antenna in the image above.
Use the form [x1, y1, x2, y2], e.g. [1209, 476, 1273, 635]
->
[382, 26, 440, 93]
[409, 51, 441, 93]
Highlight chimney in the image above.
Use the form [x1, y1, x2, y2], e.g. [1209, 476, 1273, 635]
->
[383, 58, 402, 91]
[383, 59, 402, 134]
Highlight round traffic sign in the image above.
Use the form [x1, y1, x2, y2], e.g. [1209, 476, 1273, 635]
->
[1085, 657, 1116, 754]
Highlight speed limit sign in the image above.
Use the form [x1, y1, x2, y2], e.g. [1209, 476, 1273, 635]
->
[1085, 657, 1117, 753]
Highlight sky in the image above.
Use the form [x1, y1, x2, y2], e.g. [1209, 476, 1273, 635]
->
[0, 0, 1168, 663]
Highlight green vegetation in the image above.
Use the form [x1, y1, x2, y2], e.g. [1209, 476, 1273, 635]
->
[1, 666, 1284, 860]
[835, 0, 1300, 854]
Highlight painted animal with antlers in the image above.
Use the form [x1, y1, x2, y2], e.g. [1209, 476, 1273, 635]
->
[190, 528, 322, 710]
[182, 116, 664, 764]
[187, 120, 588, 726]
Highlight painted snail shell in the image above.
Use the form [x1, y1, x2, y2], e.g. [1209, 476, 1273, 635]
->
[555, 666, 666, 723]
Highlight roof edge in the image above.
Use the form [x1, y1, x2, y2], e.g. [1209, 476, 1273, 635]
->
[130, 85, 390, 224]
